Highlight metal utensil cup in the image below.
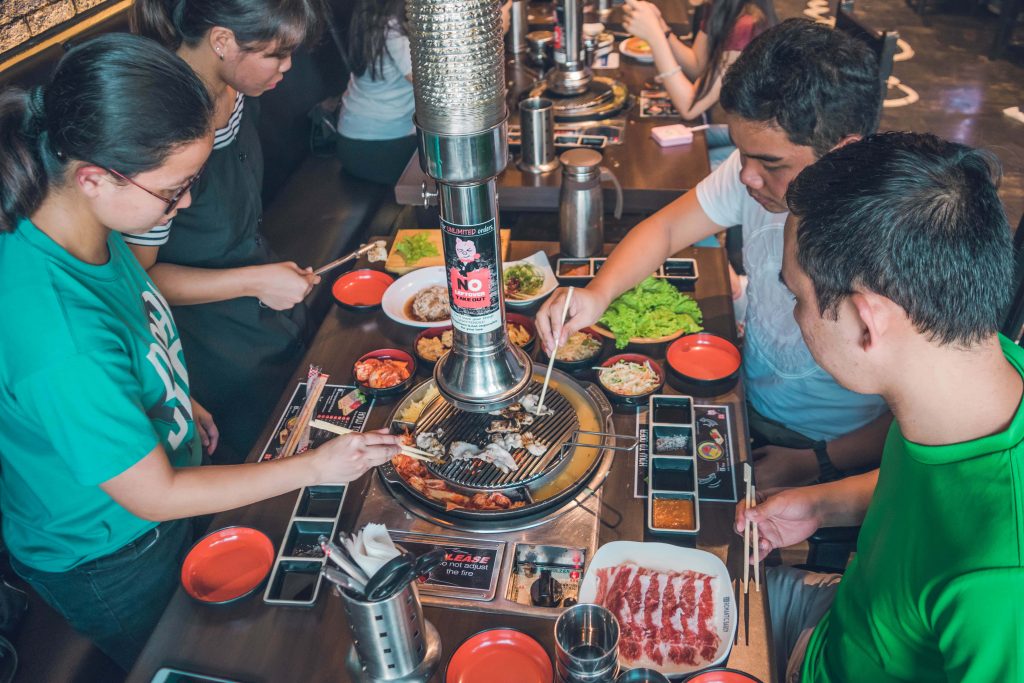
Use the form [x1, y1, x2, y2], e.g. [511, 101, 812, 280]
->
[341, 582, 441, 682]
[518, 97, 561, 174]
[555, 603, 620, 681]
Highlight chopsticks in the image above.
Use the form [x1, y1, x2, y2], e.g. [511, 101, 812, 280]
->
[279, 371, 329, 459]
[535, 287, 574, 415]
[742, 462, 760, 593]
[308, 419, 439, 462]
[313, 240, 386, 277]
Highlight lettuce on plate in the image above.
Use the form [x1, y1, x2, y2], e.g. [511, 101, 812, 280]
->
[599, 276, 703, 348]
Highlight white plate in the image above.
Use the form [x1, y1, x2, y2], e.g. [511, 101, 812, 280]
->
[578, 541, 736, 677]
[381, 266, 450, 328]
[503, 251, 558, 308]
[619, 37, 655, 63]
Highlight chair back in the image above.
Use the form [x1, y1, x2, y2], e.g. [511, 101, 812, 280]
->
[831, 2, 899, 88]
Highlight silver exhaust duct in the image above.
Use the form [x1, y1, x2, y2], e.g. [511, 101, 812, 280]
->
[408, 0, 533, 413]
[549, 0, 592, 95]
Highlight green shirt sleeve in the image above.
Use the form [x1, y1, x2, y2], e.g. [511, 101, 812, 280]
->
[15, 352, 161, 487]
[932, 568, 1024, 682]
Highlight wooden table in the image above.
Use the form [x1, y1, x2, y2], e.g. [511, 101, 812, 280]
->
[126, 241, 773, 683]
[394, 19, 711, 216]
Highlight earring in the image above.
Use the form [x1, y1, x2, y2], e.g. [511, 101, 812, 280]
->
[216, 49, 224, 61]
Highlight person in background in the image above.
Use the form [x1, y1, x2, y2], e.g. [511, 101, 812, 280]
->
[335, 0, 512, 186]
[623, 0, 777, 168]
[537, 20, 892, 490]
[129, 0, 325, 465]
[0, 33, 401, 670]
[739, 132, 1023, 683]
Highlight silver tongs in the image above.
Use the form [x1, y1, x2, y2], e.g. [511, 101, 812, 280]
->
[313, 240, 387, 276]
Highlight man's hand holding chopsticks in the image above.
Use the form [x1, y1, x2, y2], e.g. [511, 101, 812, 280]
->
[734, 487, 822, 561]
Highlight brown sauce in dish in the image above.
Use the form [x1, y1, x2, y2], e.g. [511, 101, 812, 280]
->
[652, 497, 696, 530]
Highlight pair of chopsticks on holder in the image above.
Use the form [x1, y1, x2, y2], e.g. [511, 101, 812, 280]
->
[742, 462, 760, 594]
[308, 419, 440, 463]
[534, 287, 575, 415]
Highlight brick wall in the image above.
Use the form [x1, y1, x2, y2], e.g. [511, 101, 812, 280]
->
[1, 0, 114, 55]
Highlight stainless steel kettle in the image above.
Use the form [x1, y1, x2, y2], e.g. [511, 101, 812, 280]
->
[558, 148, 623, 257]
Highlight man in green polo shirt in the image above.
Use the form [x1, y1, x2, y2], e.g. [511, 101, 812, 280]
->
[737, 132, 1024, 682]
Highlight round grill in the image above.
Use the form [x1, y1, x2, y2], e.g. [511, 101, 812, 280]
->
[414, 380, 580, 490]
[528, 77, 630, 122]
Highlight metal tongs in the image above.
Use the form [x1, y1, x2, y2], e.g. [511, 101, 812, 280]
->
[313, 239, 387, 276]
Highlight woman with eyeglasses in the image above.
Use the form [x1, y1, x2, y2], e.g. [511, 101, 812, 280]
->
[127, 0, 326, 465]
[0, 33, 400, 670]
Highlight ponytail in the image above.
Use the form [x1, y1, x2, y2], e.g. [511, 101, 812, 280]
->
[132, 0, 324, 53]
[0, 34, 213, 233]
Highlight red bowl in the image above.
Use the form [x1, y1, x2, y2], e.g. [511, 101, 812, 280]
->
[354, 348, 417, 398]
[684, 668, 764, 683]
[446, 628, 553, 683]
[506, 313, 537, 352]
[180, 526, 274, 605]
[331, 269, 394, 310]
[414, 325, 454, 369]
[598, 352, 666, 406]
[666, 333, 741, 396]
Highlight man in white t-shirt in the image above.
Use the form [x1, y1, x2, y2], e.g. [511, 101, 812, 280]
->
[538, 20, 891, 489]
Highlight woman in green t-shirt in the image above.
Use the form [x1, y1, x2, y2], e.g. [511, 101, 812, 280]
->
[0, 34, 400, 671]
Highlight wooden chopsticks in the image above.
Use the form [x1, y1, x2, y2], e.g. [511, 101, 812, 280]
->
[313, 240, 386, 277]
[535, 287, 574, 415]
[279, 372, 329, 459]
[308, 419, 439, 462]
[743, 462, 760, 593]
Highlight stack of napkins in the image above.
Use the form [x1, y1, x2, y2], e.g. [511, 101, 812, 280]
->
[651, 124, 700, 147]
[343, 523, 400, 576]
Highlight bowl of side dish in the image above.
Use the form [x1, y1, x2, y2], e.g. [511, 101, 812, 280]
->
[414, 325, 453, 370]
[353, 348, 416, 398]
[596, 353, 665, 406]
[502, 251, 557, 308]
[506, 313, 537, 352]
[540, 327, 606, 373]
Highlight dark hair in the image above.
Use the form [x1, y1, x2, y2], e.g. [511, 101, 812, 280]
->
[0, 33, 213, 233]
[132, 0, 323, 54]
[695, 0, 778, 101]
[720, 18, 881, 156]
[346, 0, 406, 79]
[787, 132, 1012, 347]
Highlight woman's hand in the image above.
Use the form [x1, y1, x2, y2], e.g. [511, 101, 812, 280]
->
[191, 398, 219, 455]
[254, 261, 319, 310]
[734, 487, 823, 560]
[535, 287, 609, 354]
[623, 0, 667, 44]
[313, 429, 402, 484]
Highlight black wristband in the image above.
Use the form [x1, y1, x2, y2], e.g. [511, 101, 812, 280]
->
[664, 29, 675, 41]
[813, 440, 841, 482]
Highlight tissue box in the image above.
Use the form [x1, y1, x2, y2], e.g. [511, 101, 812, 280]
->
[651, 124, 695, 147]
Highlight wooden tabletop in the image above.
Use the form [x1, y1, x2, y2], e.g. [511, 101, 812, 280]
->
[126, 241, 773, 683]
[394, 35, 711, 215]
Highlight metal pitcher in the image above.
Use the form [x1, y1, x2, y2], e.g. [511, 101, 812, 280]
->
[558, 148, 623, 258]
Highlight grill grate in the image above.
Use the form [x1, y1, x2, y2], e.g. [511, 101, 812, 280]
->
[415, 381, 580, 490]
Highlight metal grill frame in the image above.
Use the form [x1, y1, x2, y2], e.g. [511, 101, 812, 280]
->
[414, 381, 580, 490]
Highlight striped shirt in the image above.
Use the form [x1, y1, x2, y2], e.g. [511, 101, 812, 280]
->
[123, 92, 245, 247]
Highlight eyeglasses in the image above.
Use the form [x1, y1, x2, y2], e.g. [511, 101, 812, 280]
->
[105, 165, 205, 215]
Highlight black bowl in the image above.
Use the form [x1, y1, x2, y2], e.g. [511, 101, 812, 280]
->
[412, 325, 453, 371]
[353, 348, 417, 400]
[596, 353, 666, 407]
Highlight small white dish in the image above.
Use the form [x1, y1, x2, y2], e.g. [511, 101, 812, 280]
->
[502, 250, 557, 308]
[381, 266, 450, 328]
[619, 37, 654, 63]
[578, 541, 736, 677]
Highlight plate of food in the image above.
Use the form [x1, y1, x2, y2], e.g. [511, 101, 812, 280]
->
[578, 541, 736, 677]
[381, 266, 451, 328]
[503, 251, 557, 308]
[620, 37, 654, 63]
[593, 276, 703, 348]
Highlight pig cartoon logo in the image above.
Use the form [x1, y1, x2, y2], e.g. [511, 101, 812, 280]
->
[454, 237, 480, 266]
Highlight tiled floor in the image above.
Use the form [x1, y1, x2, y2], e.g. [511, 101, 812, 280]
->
[777, 0, 1024, 224]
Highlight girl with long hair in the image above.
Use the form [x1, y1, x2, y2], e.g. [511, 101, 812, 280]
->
[624, 0, 777, 166]
[0, 33, 400, 670]
[128, 0, 328, 464]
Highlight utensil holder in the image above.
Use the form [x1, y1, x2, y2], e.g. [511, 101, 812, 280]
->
[341, 582, 441, 682]
[518, 97, 561, 174]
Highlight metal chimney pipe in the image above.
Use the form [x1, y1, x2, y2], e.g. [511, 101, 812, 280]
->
[407, 0, 533, 413]
[550, 0, 592, 95]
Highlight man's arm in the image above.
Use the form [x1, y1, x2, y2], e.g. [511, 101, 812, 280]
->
[754, 411, 893, 490]
[536, 190, 724, 350]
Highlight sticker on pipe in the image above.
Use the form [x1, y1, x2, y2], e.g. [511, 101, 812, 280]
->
[442, 217, 501, 334]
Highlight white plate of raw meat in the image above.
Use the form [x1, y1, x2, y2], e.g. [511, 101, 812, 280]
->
[578, 541, 735, 677]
